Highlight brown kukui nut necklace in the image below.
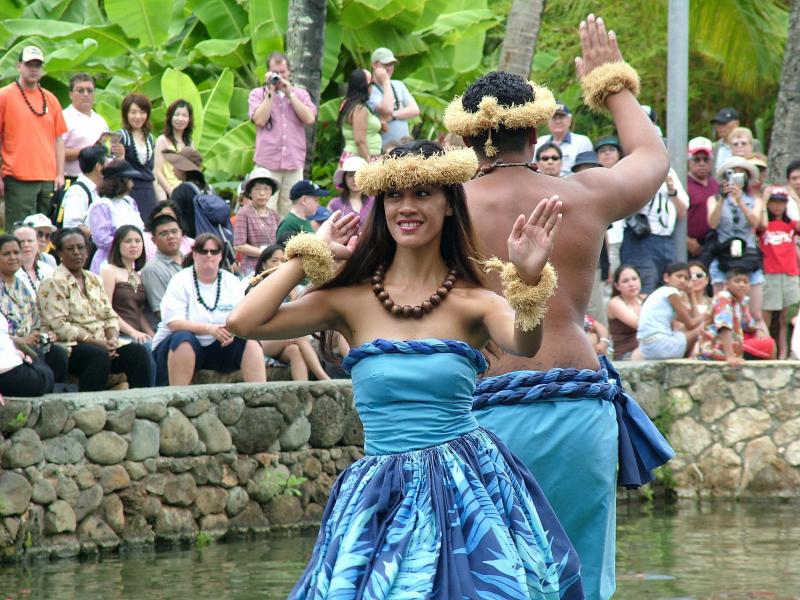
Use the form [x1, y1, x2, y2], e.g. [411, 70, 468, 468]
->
[371, 266, 458, 318]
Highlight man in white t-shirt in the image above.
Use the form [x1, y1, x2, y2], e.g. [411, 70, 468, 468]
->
[60, 145, 105, 235]
[368, 47, 420, 148]
[62, 73, 109, 181]
[533, 102, 593, 177]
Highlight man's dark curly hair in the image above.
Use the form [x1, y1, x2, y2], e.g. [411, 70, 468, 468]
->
[461, 71, 536, 157]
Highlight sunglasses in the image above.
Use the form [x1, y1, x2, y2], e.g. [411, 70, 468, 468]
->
[195, 248, 221, 256]
[691, 271, 707, 280]
[37, 231, 51, 240]
[539, 155, 560, 162]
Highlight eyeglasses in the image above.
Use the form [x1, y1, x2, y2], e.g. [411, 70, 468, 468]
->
[691, 271, 707, 280]
[539, 155, 560, 162]
[691, 156, 710, 163]
[731, 140, 749, 147]
[195, 248, 221, 256]
[156, 228, 182, 238]
[37, 231, 51, 240]
[250, 184, 273, 194]
[72, 88, 95, 95]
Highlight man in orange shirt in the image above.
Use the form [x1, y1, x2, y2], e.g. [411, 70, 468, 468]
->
[0, 46, 67, 228]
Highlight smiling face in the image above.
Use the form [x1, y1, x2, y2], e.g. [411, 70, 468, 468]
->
[614, 267, 641, 298]
[171, 106, 191, 133]
[0, 241, 21, 277]
[127, 102, 148, 131]
[383, 185, 452, 249]
[14, 227, 38, 264]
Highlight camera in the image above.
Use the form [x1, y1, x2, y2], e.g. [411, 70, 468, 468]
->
[725, 170, 746, 187]
[268, 73, 281, 85]
[39, 332, 52, 353]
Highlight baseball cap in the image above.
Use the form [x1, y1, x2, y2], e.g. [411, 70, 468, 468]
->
[19, 46, 44, 64]
[308, 207, 333, 223]
[553, 102, 571, 116]
[767, 186, 790, 202]
[371, 48, 397, 65]
[687, 136, 713, 155]
[23, 213, 57, 233]
[290, 180, 330, 201]
[711, 107, 739, 124]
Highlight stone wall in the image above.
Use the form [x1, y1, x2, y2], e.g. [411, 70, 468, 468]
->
[0, 361, 798, 561]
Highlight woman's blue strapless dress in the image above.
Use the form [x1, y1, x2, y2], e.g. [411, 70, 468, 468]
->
[290, 339, 584, 599]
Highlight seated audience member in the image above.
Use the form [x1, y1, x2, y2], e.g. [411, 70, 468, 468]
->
[534, 142, 563, 178]
[88, 160, 145, 272]
[38, 229, 154, 391]
[687, 261, 713, 316]
[61, 144, 106, 236]
[100, 225, 155, 344]
[607, 264, 646, 360]
[328, 156, 374, 225]
[143, 200, 194, 260]
[583, 314, 612, 357]
[308, 207, 332, 232]
[0, 234, 68, 382]
[0, 312, 54, 397]
[163, 146, 207, 238]
[570, 151, 601, 174]
[248, 245, 331, 381]
[699, 267, 776, 364]
[276, 180, 330, 244]
[636, 262, 704, 359]
[141, 214, 184, 322]
[23, 214, 58, 269]
[13, 225, 54, 297]
[758, 187, 800, 359]
[234, 168, 280, 277]
[151, 234, 266, 385]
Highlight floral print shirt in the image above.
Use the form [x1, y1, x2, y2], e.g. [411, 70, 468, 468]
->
[0, 277, 39, 336]
[699, 289, 757, 360]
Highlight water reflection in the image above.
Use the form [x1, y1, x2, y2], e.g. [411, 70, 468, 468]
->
[1, 503, 798, 599]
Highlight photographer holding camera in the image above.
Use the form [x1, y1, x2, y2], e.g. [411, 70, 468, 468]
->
[249, 52, 317, 219]
[707, 157, 765, 319]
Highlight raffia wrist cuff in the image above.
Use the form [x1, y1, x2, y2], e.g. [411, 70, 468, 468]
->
[283, 233, 335, 285]
[484, 259, 558, 331]
[581, 62, 640, 113]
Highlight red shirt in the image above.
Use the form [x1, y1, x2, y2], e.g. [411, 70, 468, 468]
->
[759, 219, 800, 275]
[686, 174, 719, 242]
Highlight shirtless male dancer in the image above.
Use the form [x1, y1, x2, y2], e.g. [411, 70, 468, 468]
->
[445, 15, 673, 600]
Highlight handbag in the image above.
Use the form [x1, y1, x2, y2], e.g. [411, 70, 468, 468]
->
[715, 237, 762, 273]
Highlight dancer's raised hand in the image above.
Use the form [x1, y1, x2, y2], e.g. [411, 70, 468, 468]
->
[507, 196, 562, 284]
[575, 14, 624, 79]
[316, 210, 359, 259]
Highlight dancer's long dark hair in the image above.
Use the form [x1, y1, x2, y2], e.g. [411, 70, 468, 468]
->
[317, 140, 489, 359]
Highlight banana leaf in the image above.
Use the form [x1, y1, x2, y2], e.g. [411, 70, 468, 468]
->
[104, 0, 170, 47]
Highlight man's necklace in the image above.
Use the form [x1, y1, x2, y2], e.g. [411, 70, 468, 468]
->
[475, 160, 539, 178]
[22, 263, 41, 291]
[15, 81, 47, 117]
[193, 267, 222, 312]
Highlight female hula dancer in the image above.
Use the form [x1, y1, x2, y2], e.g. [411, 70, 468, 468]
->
[228, 140, 585, 599]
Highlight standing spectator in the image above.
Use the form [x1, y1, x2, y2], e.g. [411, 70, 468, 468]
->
[0, 46, 67, 227]
[143, 200, 194, 261]
[729, 126, 754, 158]
[87, 160, 145, 272]
[606, 265, 645, 360]
[533, 102, 593, 176]
[38, 228, 154, 391]
[154, 99, 193, 199]
[161, 146, 207, 238]
[13, 225, 54, 297]
[22, 213, 57, 269]
[368, 48, 420, 148]
[707, 157, 765, 318]
[249, 52, 317, 219]
[0, 312, 53, 397]
[328, 156, 374, 224]
[637, 262, 703, 359]
[786, 159, 800, 220]
[758, 187, 800, 359]
[276, 180, 329, 244]
[151, 234, 266, 386]
[61, 144, 106, 236]
[141, 214, 184, 322]
[534, 143, 563, 178]
[595, 136, 625, 277]
[710, 108, 761, 172]
[685, 137, 719, 259]
[62, 73, 108, 182]
[620, 168, 688, 293]
[110, 93, 157, 222]
[100, 225, 155, 344]
[234, 168, 280, 277]
[338, 69, 382, 164]
[699, 267, 776, 364]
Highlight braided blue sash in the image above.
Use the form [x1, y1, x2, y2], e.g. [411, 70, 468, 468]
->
[473, 355, 675, 489]
[343, 338, 488, 374]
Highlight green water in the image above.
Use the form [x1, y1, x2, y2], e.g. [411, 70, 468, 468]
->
[1, 502, 799, 599]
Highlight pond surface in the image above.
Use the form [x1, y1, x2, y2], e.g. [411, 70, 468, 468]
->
[1, 501, 799, 599]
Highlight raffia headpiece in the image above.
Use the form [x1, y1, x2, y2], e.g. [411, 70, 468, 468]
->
[354, 147, 478, 196]
[443, 84, 556, 157]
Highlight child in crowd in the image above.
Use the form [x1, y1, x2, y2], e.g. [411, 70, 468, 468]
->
[758, 186, 800, 359]
[636, 262, 703, 359]
[699, 267, 776, 365]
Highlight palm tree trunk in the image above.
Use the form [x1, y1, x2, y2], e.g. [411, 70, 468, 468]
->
[767, 0, 800, 183]
[498, 0, 546, 77]
[286, 0, 327, 176]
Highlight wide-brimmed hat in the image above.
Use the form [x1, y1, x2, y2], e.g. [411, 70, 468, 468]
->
[243, 167, 280, 196]
[571, 151, 602, 172]
[23, 213, 56, 233]
[163, 147, 203, 173]
[102, 160, 140, 180]
[717, 157, 759, 181]
[334, 156, 368, 188]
